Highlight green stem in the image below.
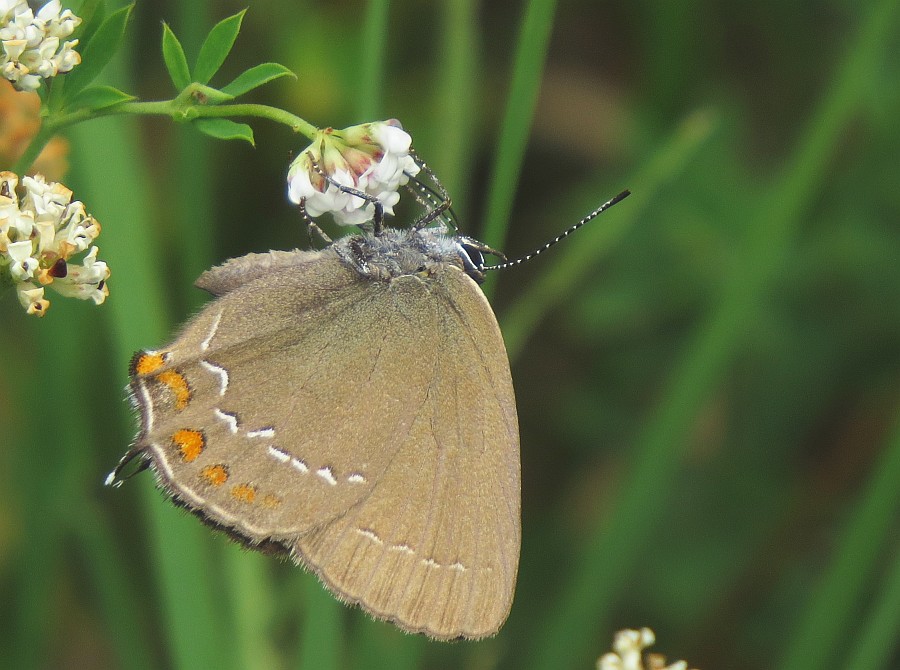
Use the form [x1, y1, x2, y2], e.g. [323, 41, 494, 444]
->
[12, 97, 318, 175]
[66, 100, 314, 134]
[12, 127, 55, 175]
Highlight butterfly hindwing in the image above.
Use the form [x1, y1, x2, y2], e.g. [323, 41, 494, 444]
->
[291, 266, 520, 639]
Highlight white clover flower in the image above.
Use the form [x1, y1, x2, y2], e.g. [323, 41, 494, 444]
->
[597, 628, 696, 670]
[0, 0, 80, 91]
[286, 119, 421, 226]
[0, 4, 33, 42]
[51, 245, 109, 304]
[0, 171, 109, 317]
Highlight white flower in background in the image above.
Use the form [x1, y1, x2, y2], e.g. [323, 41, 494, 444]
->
[0, 172, 109, 316]
[0, 1, 81, 91]
[597, 628, 696, 670]
[287, 119, 421, 226]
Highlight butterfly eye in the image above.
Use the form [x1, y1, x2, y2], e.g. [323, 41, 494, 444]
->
[455, 240, 486, 282]
[460, 244, 485, 269]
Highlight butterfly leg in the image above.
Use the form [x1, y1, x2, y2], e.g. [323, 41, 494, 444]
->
[299, 200, 333, 247]
[308, 153, 386, 235]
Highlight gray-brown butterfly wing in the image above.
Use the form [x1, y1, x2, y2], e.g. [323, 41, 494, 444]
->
[128, 250, 439, 541]
[127, 253, 519, 639]
[292, 266, 520, 640]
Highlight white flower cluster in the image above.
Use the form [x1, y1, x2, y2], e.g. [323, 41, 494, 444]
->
[287, 119, 421, 226]
[0, 172, 109, 316]
[597, 628, 695, 670]
[0, 0, 81, 92]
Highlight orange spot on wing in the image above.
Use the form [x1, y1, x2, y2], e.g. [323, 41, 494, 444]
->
[201, 464, 229, 486]
[262, 494, 281, 508]
[156, 370, 191, 410]
[132, 352, 166, 376]
[231, 484, 256, 504]
[172, 429, 205, 462]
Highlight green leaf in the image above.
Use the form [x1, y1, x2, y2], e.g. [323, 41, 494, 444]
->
[71, 0, 106, 47]
[67, 85, 135, 111]
[193, 10, 247, 85]
[161, 23, 191, 91]
[193, 119, 254, 145]
[63, 3, 134, 100]
[220, 63, 295, 98]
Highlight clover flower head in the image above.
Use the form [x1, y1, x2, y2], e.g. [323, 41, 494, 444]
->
[286, 119, 421, 226]
[597, 628, 697, 670]
[0, 0, 80, 91]
[0, 171, 109, 316]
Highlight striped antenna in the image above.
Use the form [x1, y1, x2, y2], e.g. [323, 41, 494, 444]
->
[483, 190, 631, 272]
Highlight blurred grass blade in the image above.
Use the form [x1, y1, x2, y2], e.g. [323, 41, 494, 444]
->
[74, 500, 157, 670]
[171, 1, 216, 299]
[430, 0, 479, 213]
[500, 109, 718, 361]
[480, 0, 558, 252]
[69, 112, 238, 670]
[10, 310, 98, 669]
[295, 575, 344, 670]
[224, 549, 280, 670]
[356, 0, 390, 119]
[842, 535, 900, 670]
[352, 617, 426, 670]
[776, 410, 900, 670]
[524, 0, 899, 667]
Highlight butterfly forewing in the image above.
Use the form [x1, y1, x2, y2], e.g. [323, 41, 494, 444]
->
[131, 252, 435, 541]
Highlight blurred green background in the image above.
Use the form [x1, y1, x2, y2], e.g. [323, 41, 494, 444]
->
[1, 0, 899, 668]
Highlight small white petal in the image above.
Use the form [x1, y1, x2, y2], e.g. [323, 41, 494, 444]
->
[3, 38, 27, 59]
[372, 152, 400, 184]
[16, 283, 48, 316]
[287, 168, 315, 204]
[7, 239, 37, 280]
[7, 238, 33, 259]
[36, 0, 62, 23]
[16, 73, 40, 91]
[334, 203, 377, 226]
[372, 123, 412, 154]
